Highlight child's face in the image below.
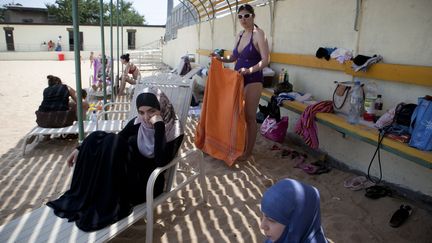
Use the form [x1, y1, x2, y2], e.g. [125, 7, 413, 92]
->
[260, 214, 286, 242]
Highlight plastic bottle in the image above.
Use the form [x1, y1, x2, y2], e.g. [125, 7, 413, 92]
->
[278, 68, 285, 83]
[90, 110, 97, 122]
[363, 82, 378, 121]
[348, 81, 364, 124]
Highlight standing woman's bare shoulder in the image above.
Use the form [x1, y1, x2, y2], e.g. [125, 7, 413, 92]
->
[254, 27, 266, 41]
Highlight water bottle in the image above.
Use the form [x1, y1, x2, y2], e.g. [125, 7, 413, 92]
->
[90, 110, 97, 122]
[348, 81, 363, 124]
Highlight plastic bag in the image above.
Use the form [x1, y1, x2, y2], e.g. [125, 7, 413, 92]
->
[260, 116, 289, 143]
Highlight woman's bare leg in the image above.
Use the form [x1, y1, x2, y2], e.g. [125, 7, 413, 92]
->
[241, 82, 263, 159]
[119, 76, 136, 95]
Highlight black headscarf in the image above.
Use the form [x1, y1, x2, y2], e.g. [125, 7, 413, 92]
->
[136, 93, 160, 110]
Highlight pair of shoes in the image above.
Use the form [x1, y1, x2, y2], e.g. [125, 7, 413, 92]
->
[311, 160, 331, 174]
[365, 185, 392, 199]
[344, 176, 375, 191]
[389, 205, 412, 227]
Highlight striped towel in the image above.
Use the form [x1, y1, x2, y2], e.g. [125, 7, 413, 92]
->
[295, 101, 334, 149]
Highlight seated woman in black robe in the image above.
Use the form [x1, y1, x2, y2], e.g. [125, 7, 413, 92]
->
[47, 87, 184, 232]
[36, 75, 79, 128]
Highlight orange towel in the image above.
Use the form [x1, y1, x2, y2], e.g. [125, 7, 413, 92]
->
[195, 58, 246, 166]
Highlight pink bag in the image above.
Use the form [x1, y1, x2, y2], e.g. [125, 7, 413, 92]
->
[260, 116, 289, 143]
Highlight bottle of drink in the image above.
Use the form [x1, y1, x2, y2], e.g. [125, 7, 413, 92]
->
[278, 68, 285, 83]
[363, 82, 378, 122]
[90, 110, 97, 122]
[348, 81, 363, 124]
[284, 70, 289, 83]
[374, 94, 383, 111]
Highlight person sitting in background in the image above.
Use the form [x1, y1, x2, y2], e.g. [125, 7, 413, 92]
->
[36, 75, 79, 128]
[47, 87, 184, 231]
[118, 53, 141, 95]
[260, 178, 327, 243]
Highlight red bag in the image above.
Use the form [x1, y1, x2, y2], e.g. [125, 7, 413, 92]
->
[260, 116, 289, 143]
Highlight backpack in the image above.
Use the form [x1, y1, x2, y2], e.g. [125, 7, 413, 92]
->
[394, 103, 417, 127]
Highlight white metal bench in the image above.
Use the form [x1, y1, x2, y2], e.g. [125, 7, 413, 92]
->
[3, 78, 207, 243]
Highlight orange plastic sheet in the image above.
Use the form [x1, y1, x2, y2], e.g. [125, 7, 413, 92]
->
[195, 58, 246, 166]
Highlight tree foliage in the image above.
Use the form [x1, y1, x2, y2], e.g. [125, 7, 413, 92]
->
[46, 0, 146, 25]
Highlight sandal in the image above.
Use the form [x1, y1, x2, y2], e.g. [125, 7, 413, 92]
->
[311, 161, 331, 175]
[271, 145, 281, 151]
[365, 185, 392, 199]
[296, 163, 319, 174]
[344, 176, 374, 191]
[389, 205, 412, 227]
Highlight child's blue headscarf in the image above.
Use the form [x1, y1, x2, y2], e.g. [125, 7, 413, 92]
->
[261, 179, 327, 243]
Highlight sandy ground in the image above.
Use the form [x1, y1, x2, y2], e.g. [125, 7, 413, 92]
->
[0, 60, 431, 242]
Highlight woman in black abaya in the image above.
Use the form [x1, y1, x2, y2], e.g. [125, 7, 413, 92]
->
[47, 87, 184, 232]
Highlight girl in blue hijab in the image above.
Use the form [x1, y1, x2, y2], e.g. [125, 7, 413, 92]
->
[260, 179, 327, 243]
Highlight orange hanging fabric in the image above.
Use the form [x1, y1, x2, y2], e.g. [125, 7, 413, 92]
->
[195, 58, 246, 166]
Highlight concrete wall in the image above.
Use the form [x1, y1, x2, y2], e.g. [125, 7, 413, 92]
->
[163, 0, 432, 197]
[0, 24, 165, 54]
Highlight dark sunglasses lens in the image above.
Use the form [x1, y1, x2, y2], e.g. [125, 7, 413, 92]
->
[238, 15, 243, 19]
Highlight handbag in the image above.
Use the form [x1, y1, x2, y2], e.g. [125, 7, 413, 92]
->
[409, 97, 432, 151]
[260, 116, 289, 143]
[332, 81, 364, 115]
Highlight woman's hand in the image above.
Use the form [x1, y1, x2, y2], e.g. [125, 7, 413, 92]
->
[239, 67, 252, 75]
[66, 149, 79, 168]
[149, 111, 163, 125]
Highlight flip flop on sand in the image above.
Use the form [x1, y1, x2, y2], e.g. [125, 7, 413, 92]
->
[389, 205, 412, 228]
[344, 176, 375, 191]
[271, 145, 281, 151]
[311, 160, 332, 175]
[365, 185, 392, 199]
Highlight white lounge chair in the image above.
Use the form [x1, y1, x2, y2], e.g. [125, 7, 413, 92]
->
[22, 120, 124, 156]
[4, 79, 207, 243]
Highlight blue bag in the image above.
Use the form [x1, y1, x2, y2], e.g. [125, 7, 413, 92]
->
[409, 97, 432, 151]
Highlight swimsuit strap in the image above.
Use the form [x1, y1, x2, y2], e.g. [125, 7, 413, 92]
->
[235, 30, 245, 49]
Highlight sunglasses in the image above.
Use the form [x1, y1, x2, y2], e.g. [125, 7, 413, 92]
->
[238, 13, 251, 19]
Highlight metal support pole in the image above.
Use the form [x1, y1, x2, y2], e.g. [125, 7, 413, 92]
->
[110, 0, 114, 101]
[99, 0, 107, 106]
[72, 0, 84, 142]
[116, 0, 120, 95]
[121, 0, 124, 54]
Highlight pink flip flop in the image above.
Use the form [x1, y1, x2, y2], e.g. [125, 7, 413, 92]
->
[296, 163, 319, 175]
[344, 176, 375, 191]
